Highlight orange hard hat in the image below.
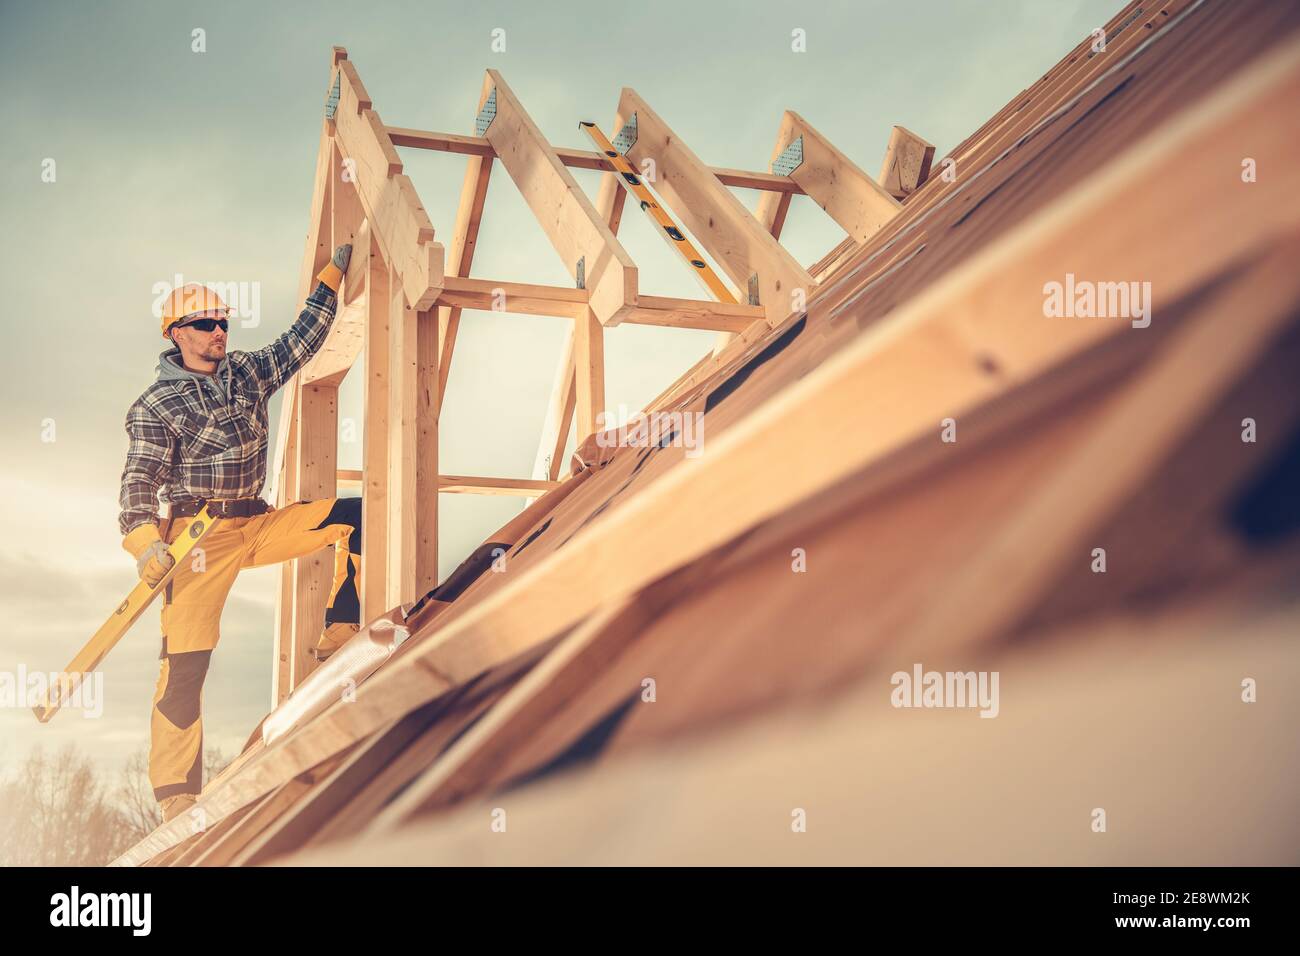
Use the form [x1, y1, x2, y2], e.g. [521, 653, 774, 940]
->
[161, 284, 230, 338]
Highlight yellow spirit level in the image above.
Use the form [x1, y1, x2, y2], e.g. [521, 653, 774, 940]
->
[579, 120, 738, 304]
[32, 506, 220, 723]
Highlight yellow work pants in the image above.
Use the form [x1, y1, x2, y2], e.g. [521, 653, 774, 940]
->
[149, 496, 361, 801]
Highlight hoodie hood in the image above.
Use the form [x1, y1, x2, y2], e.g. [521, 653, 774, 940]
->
[157, 346, 234, 415]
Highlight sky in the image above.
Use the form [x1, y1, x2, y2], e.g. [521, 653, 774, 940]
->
[0, 0, 1118, 781]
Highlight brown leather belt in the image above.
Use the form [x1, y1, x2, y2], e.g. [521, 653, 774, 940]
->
[167, 497, 271, 520]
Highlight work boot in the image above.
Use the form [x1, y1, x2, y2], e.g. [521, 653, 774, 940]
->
[311, 622, 360, 661]
[159, 793, 197, 823]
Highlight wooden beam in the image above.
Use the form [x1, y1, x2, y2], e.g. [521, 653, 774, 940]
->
[360, 228, 390, 623]
[334, 58, 444, 310]
[302, 671, 528, 850]
[770, 110, 902, 243]
[437, 153, 494, 414]
[273, 107, 334, 704]
[534, 336, 576, 483]
[433, 278, 759, 332]
[339, 471, 561, 497]
[438, 476, 562, 497]
[288, 381, 337, 690]
[388, 280, 439, 603]
[415, 307, 439, 597]
[878, 125, 936, 201]
[300, 147, 368, 387]
[616, 88, 812, 322]
[626, 295, 762, 333]
[386, 125, 805, 193]
[386, 262, 417, 608]
[369, 598, 644, 827]
[531, 172, 624, 490]
[234, 709, 443, 866]
[573, 306, 605, 443]
[479, 70, 637, 326]
[435, 276, 586, 317]
[892, 234, 1300, 663]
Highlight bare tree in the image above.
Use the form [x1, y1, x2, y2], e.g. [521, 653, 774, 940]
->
[0, 745, 132, 866]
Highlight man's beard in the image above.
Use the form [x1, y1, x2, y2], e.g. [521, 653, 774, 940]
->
[200, 342, 227, 361]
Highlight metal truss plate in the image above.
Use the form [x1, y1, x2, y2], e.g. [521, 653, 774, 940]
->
[772, 135, 804, 176]
[612, 113, 638, 154]
[325, 74, 341, 120]
[476, 88, 498, 136]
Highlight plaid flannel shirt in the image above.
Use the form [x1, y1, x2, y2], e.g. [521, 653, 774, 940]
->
[118, 280, 339, 535]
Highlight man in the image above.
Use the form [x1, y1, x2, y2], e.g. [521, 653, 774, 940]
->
[119, 245, 361, 823]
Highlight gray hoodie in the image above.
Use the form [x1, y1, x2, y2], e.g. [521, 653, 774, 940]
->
[155, 346, 234, 415]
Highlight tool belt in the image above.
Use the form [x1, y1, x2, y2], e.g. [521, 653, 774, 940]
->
[167, 497, 271, 520]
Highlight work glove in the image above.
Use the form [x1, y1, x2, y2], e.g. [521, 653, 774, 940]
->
[317, 244, 353, 293]
[122, 523, 176, 588]
[332, 243, 352, 273]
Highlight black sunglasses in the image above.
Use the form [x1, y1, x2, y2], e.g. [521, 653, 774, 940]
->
[177, 317, 229, 333]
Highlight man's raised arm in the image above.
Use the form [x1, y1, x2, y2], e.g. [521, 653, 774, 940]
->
[250, 244, 352, 395]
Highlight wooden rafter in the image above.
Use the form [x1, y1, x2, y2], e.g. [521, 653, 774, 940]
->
[478, 70, 637, 327]
[333, 55, 445, 310]
[877, 125, 936, 200]
[436, 151, 493, 414]
[764, 110, 902, 243]
[614, 87, 812, 321]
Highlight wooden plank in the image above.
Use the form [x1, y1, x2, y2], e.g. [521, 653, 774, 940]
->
[435, 276, 586, 317]
[289, 381, 338, 689]
[360, 228, 389, 623]
[387, 125, 805, 192]
[616, 88, 813, 321]
[891, 234, 1300, 662]
[334, 59, 444, 310]
[271, 407, 297, 705]
[877, 125, 936, 200]
[388, 289, 439, 601]
[303, 673, 526, 849]
[386, 261, 417, 608]
[573, 306, 605, 443]
[437, 154, 493, 413]
[273, 111, 335, 702]
[300, 152, 368, 386]
[370, 599, 644, 827]
[199, 752, 351, 867]
[626, 295, 762, 333]
[165, 797, 262, 867]
[479, 70, 638, 326]
[282, 134, 351, 686]
[530, 172, 624, 490]
[774, 110, 902, 242]
[433, 279, 759, 331]
[532, 334, 576, 485]
[279, 566, 1300, 866]
[438, 476, 562, 496]
[415, 307, 439, 597]
[341, 468, 567, 500]
[234, 714, 439, 866]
